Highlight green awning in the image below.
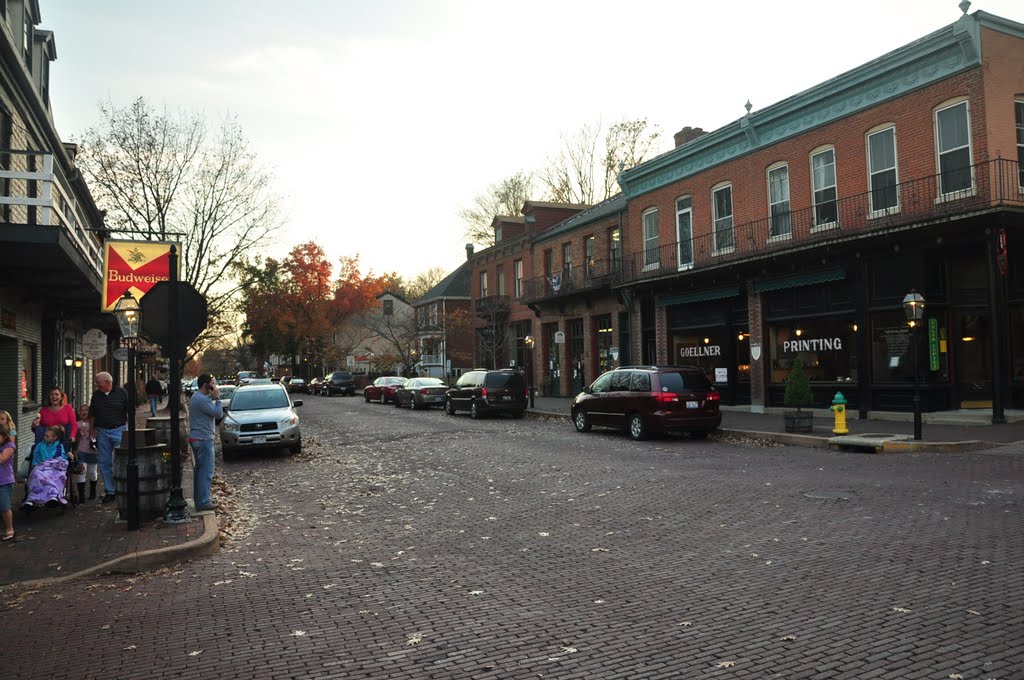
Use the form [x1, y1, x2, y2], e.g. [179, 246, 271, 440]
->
[753, 269, 845, 293]
[657, 286, 740, 307]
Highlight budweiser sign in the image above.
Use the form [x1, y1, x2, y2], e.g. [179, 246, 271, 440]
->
[101, 240, 179, 311]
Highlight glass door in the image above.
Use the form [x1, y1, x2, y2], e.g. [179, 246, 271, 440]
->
[676, 197, 693, 270]
[954, 309, 992, 407]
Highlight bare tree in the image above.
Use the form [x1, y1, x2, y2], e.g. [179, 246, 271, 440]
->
[355, 301, 421, 376]
[602, 118, 663, 199]
[459, 171, 533, 247]
[405, 266, 449, 301]
[77, 97, 282, 358]
[475, 300, 510, 370]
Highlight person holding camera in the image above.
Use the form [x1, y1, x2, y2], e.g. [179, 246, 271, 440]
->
[188, 374, 223, 512]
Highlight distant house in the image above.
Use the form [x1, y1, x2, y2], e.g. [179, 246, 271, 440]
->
[412, 253, 472, 380]
[334, 291, 415, 376]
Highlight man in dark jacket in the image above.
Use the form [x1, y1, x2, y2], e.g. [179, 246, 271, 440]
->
[145, 375, 163, 417]
[88, 371, 130, 503]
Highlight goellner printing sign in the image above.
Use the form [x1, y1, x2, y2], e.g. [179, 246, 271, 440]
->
[101, 240, 180, 312]
[680, 345, 721, 357]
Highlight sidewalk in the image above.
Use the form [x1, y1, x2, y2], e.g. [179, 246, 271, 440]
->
[528, 396, 1024, 448]
[0, 403, 218, 588]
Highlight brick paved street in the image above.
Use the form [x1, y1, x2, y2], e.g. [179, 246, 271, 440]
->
[1, 396, 1021, 679]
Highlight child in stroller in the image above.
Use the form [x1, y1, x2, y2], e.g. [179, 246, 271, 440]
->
[21, 425, 76, 510]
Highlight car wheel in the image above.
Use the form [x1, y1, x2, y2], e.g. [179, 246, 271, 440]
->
[470, 400, 481, 419]
[628, 414, 647, 441]
[410, 396, 418, 410]
[445, 398, 456, 416]
[364, 392, 371, 402]
[573, 409, 591, 433]
[290, 439, 302, 455]
[394, 396, 403, 408]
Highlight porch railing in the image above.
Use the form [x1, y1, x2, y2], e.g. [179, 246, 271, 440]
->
[419, 354, 441, 366]
[520, 257, 623, 303]
[0, 150, 103, 278]
[475, 295, 510, 317]
[622, 158, 1023, 284]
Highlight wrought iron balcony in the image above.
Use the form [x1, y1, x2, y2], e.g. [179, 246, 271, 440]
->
[620, 158, 1023, 284]
[520, 258, 624, 303]
[474, 294, 511, 318]
[419, 354, 441, 366]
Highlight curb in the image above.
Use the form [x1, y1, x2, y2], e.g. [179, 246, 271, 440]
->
[13, 513, 220, 589]
[881, 439, 999, 453]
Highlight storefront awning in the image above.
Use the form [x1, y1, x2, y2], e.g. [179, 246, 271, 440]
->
[753, 269, 846, 293]
[657, 287, 740, 307]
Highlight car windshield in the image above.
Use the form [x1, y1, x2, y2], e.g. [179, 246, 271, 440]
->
[659, 371, 712, 392]
[229, 389, 289, 410]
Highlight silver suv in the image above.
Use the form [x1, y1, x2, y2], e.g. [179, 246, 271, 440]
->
[220, 384, 303, 458]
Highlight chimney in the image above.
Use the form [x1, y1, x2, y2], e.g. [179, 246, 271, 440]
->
[673, 126, 707, 148]
[465, 243, 474, 260]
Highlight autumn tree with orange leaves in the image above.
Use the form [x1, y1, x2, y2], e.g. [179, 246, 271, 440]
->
[236, 242, 397, 374]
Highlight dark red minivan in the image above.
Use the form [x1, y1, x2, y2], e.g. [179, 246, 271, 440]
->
[570, 366, 721, 440]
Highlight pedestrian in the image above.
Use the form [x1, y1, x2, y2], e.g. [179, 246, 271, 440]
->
[32, 387, 77, 453]
[188, 374, 222, 512]
[22, 425, 70, 508]
[145, 375, 163, 417]
[0, 410, 16, 447]
[88, 371, 130, 504]
[73, 404, 98, 502]
[0, 422, 16, 542]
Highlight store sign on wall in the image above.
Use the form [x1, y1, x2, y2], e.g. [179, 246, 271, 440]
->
[679, 345, 721, 357]
[102, 240, 180, 312]
[781, 337, 843, 352]
[928, 317, 940, 371]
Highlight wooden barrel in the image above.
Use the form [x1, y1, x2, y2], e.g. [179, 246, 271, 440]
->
[146, 414, 189, 455]
[113, 445, 170, 521]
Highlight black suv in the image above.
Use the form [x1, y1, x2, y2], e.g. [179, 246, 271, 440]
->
[326, 370, 356, 397]
[570, 365, 721, 440]
[445, 369, 528, 418]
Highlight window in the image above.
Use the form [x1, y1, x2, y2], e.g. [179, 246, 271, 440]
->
[609, 227, 621, 270]
[1015, 100, 1024, 189]
[562, 243, 572, 273]
[494, 226, 502, 242]
[496, 267, 506, 296]
[811, 147, 838, 227]
[514, 259, 523, 298]
[543, 249, 553, 277]
[935, 100, 973, 196]
[642, 208, 660, 269]
[712, 184, 734, 251]
[22, 8, 32, 69]
[767, 164, 791, 238]
[584, 235, 595, 277]
[675, 196, 693, 269]
[479, 271, 488, 298]
[21, 342, 36, 403]
[382, 299, 394, 316]
[629, 371, 651, 392]
[868, 127, 899, 213]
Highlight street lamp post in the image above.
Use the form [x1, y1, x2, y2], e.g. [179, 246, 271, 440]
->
[524, 335, 535, 409]
[902, 289, 926, 441]
[112, 291, 141, 531]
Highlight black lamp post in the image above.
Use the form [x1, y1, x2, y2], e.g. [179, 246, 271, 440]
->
[902, 289, 926, 441]
[524, 335, 535, 409]
[112, 291, 141, 531]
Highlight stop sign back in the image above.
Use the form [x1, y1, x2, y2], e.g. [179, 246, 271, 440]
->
[140, 281, 208, 354]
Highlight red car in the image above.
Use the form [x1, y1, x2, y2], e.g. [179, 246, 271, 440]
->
[364, 376, 406, 404]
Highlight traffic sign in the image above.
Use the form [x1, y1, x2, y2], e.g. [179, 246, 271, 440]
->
[140, 281, 208, 354]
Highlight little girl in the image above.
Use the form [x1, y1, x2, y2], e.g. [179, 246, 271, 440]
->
[0, 409, 17, 445]
[22, 425, 70, 508]
[0, 422, 16, 541]
[74, 404, 98, 502]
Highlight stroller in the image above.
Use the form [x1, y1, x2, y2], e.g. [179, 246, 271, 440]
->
[20, 427, 75, 513]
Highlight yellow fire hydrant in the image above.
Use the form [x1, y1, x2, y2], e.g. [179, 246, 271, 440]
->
[831, 391, 848, 435]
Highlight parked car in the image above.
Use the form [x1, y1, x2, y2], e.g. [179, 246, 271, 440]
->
[394, 377, 448, 410]
[306, 377, 321, 394]
[364, 376, 406, 404]
[247, 378, 273, 385]
[326, 370, 356, 397]
[219, 383, 303, 458]
[570, 365, 721, 441]
[286, 377, 306, 393]
[236, 370, 257, 386]
[217, 384, 237, 410]
[445, 369, 527, 419]
[183, 377, 199, 397]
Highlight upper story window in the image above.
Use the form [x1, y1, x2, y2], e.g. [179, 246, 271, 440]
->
[642, 208, 660, 269]
[767, 164, 791, 239]
[675, 196, 693, 269]
[543, 249, 553, 277]
[1015, 100, 1023, 189]
[429, 303, 438, 326]
[712, 184, 735, 252]
[496, 267, 506, 296]
[514, 259, 523, 298]
[867, 126, 899, 213]
[811, 147, 838, 227]
[382, 299, 394, 316]
[494, 226, 502, 243]
[584, 235, 595, 276]
[479, 271, 488, 298]
[22, 8, 32, 69]
[562, 243, 572, 272]
[609, 227, 621, 268]
[934, 99, 973, 196]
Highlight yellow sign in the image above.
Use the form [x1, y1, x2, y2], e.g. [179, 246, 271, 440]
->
[101, 240, 180, 312]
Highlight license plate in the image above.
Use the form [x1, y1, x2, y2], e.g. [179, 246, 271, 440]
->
[686, 401, 699, 409]
[503, 395, 511, 401]
[253, 435, 267, 444]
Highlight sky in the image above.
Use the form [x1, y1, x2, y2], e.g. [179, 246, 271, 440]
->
[42, 0, 1023, 282]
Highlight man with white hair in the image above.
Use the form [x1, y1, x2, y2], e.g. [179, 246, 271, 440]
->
[88, 371, 130, 504]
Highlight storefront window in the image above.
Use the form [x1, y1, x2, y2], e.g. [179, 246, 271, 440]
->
[594, 315, 613, 375]
[871, 311, 949, 383]
[768, 318, 857, 384]
[672, 331, 727, 385]
[21, 341, 36, 403]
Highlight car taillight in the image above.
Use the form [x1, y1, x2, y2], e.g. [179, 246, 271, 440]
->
[706, 391, 721, 402]
[652, 392, 679, 403]
[420, 388, 429, 394]
[481, 387, 488, 398]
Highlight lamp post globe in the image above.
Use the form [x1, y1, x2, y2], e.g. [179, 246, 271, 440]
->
[902, 289, 926, 441]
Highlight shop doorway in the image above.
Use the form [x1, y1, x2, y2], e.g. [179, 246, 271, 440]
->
[954, 308, 992, 408]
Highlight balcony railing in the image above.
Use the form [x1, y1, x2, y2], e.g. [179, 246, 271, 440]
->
[474, 295, 511, 318]
[0, 150, 103, 278]
[520, 257, 624, 303]
[419, 354, 441, 366]
[621, 158, 1023, 284]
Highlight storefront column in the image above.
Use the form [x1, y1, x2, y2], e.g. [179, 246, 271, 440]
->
[655, 304, 668, 365]
[987, 228, 1008, 424]
[747, 285, 765, 413]
[854, 264, 871, 419]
